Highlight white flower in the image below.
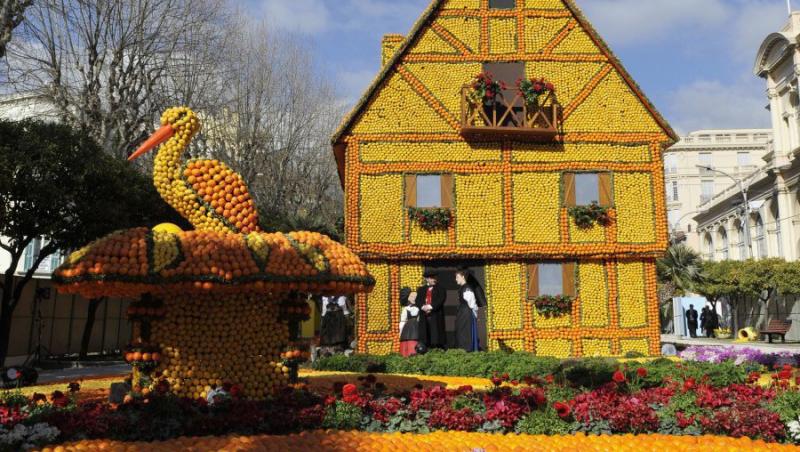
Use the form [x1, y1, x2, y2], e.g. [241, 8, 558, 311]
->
[787, 418, 800, 443]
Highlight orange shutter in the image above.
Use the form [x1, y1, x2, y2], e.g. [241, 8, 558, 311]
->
[405, 175, 417, 208]
[440, 174, 454, 208]
[527, 264, 539, 299]
[598, 172, 613, 207]
[562, 262, 576, 297]
[562, 173, 576, 207]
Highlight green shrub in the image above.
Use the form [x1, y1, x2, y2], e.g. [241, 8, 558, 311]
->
[545, 385, 579, 404]
[314, 350, 562, 380]
[557, 358, 617, 389]
[515, 408, 570, 435]
[322, 401, 363, 430]
[767, 390, 800, 423]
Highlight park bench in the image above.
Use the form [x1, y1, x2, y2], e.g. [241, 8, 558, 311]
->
[761, 319, 793, 343]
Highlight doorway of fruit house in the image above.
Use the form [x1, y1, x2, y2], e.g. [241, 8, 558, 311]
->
[422, 261, 487, 351]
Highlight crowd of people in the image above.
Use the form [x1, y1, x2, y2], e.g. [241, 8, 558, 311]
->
[685, 304, 720, 338]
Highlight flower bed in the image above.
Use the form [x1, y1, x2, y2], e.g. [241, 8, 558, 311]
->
[34, 432, 800, 452]
[679, 346, 800, 367]
[4, 358, 800, 449]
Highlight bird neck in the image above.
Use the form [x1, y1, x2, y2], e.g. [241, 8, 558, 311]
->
[153, 134, 189, 211]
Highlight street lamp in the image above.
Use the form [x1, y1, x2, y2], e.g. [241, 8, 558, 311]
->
[696, 165, 752, 259]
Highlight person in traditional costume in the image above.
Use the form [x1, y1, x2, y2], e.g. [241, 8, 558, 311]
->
[455, 268, 485, 352]
[415, 270, 447, 349]
[398, 287, 420, 357]
[320, 295, 349, 348]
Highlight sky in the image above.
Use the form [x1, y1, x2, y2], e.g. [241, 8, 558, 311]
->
[248, 0, 793, 135]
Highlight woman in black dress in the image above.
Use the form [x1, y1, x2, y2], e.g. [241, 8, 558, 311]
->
[398, 287, 420, 357]
[320, 295, 349, 348]
[455, 269, 485, 352]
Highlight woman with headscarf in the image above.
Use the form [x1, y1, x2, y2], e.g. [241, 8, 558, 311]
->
[455, 268, 485, 352]
[398, 287, 420, 357]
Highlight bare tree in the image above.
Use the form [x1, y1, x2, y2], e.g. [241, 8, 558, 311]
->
[196, 21, 344, 234]
[6, 0, 228, 159]
[0, 0, 31, 59]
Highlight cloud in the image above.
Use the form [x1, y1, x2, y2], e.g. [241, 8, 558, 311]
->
[581, 0, 730, 47]
[731, 0, 787, 63]
[666, 79, 772, 134]
[260, 0, 331, 34]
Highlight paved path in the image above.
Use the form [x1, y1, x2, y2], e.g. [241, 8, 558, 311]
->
[661, 334, 800, 353]
[35, 364, 129, 384]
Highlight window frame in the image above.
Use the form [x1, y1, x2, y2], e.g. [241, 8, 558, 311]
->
[404, 173, 454, 209]
[488, 0, 517, 10]
[527, 262, 576, 300]
[562, 171, 613, 208]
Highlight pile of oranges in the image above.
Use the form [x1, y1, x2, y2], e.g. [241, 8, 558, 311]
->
[37, 432, 799, 451]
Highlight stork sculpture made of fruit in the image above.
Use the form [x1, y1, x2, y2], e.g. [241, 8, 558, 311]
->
[54, 106, 374, 400]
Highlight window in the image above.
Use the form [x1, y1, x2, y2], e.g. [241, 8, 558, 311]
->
[664, 154, 677, 174]
[405, 174, 453, 209]
[527, 262, 576, 299]
[23, 238, 42, 271]
[670, 181, 678, 202]
[562, 172, 612, 207]
[737, 152, 751, 168]
[698, 153, 713, 172]
[489, 0, 516, 9]
[701, 180, 714, 203]
[482, 62, 524, 99]
[703, 233, 714, 261]
[416, 175, 441, 208]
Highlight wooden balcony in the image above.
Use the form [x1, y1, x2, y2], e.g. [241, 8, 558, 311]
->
[460, 85, 562, 141]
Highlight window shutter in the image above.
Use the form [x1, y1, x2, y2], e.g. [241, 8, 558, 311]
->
[405, 175, 417, 207]
[527, 264, 539, 299]
[562, 262, 576, 297]
[440, 174, 454, 208]
[598, 172, 612, 207]
[562, 173, 576, 207]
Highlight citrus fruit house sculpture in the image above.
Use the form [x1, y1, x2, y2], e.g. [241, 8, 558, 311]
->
[52, 107, 375, 400]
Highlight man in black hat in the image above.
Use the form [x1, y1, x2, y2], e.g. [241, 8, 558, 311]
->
[415, 270, 447, 349]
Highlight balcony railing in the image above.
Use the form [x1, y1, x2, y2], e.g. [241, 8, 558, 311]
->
[460, 85, 562, 141]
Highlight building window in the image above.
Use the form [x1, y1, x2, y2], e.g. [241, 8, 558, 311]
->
[719, 228, 729, 260]
[737, 152, 751, 168]
[489, 0, 516, 9]
[754, 214, 767, 258]
[701, 180, 714, 203]
[405, 174, 453, 209]
[671, 181, 678, 202]
[562, 172, 612, 207]
[23, 238, 42, 271]
[527, 262, 576, 299]
[668, 209, 680, 230]
[698, 152, 713, 173]
[774, 203, 783, 258]
[664, 154, 677, 174]
[482, 62, 524, 97]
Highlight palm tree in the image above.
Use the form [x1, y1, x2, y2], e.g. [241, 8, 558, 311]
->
[657, 244, 705, 295]
[657, 244, 705, 333]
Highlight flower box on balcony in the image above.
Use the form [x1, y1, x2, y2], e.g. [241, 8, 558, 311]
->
[460, 85, 562, 141]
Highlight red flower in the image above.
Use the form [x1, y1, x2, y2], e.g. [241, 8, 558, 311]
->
[612, 371, 626, 384]
[545, 82, 555, 91]
[545, 374, 554, 384]
[502, 373, 510, 381]
[683, 378, 696, 392]
[748, 372, 762, 384]
[778, 369, 793, 380]
[554, 401, 571, 419]
[342, 383, 358, 397]
[229, 385, 242, 398]
[636, 368, 648, 378]
[324, 395, 336, 406]
[490, 377, 503, 387]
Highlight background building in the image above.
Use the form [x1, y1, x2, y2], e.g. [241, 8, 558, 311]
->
[665, 129, 771, 252]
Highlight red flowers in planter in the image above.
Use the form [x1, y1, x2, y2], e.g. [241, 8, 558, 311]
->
[612, 371, 626, 384]
[342, 383, 360, 404]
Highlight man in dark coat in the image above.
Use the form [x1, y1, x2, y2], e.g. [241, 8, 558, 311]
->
[685, 304, 699, 338]
[415, 270, 447, 349]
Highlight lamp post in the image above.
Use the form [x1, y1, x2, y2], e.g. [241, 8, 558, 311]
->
[696, 165, 751, 259]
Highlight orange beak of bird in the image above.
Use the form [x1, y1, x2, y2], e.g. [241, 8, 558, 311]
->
[128, 124, 175, 161]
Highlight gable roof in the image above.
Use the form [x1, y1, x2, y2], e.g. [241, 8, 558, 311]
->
[331, 0, 678, 147]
